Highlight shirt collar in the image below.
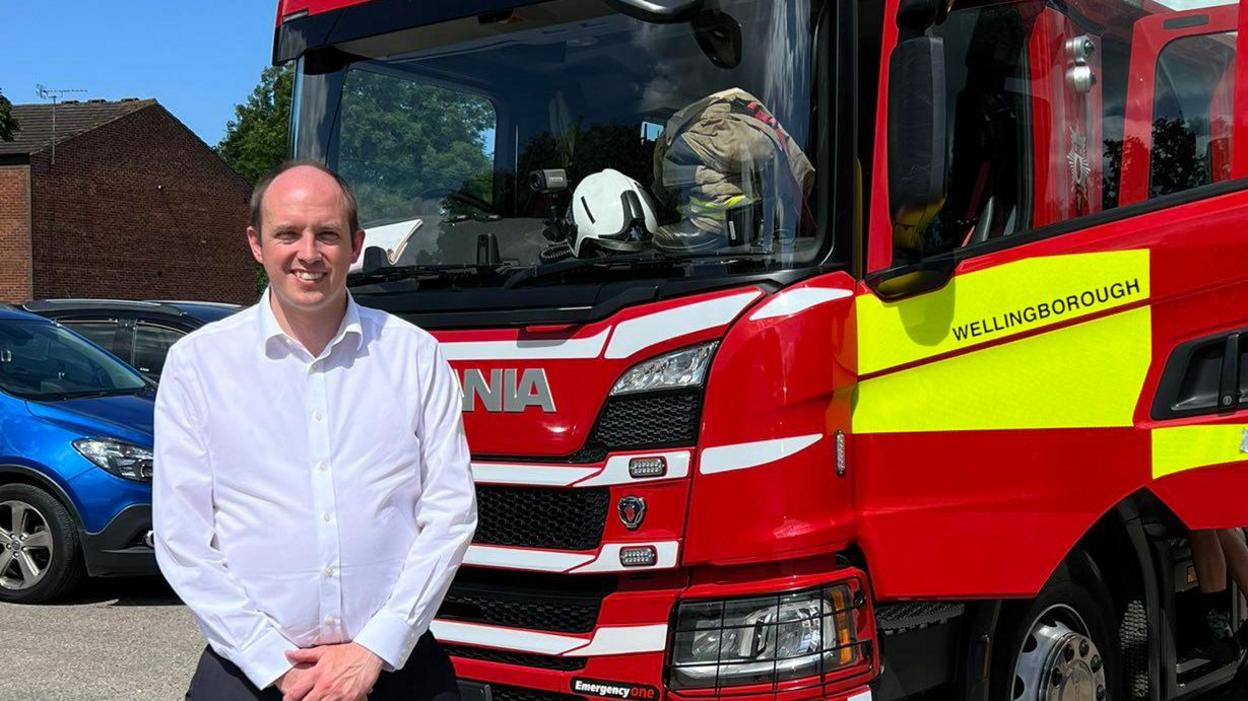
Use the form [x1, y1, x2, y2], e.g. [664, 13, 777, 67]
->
[258, 288, 364, 359]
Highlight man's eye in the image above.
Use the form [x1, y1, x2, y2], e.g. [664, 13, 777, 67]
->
[317, 232, 341, 242]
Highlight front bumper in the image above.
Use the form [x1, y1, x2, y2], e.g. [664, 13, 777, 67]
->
[80, 504, 158, 577]
[455, 678, 874, 701]
[442, 564, 877, 701]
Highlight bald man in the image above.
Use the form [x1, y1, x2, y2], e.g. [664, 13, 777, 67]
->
[154, 161, 477, 701]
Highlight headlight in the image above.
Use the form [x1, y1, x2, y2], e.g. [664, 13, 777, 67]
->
[668, 584, 868, 690]
[610, 343, 717, 396]
[73, 439, 154, 482]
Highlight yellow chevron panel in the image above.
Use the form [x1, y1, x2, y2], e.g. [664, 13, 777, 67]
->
[853, 306, 1151, 433]
[857, 250, 1151, 375]
[1152, 424, 1248, 479]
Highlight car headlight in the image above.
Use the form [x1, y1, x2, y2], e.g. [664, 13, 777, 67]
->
[668, 584, 868, 690]
[610, 342, 717, 396]
[72, 439, 154, 482]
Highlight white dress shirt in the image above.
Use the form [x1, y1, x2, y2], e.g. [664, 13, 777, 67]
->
[153, 291, 477, 689]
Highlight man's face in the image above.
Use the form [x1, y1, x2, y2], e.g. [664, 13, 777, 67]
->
[247, 167, 365, 316]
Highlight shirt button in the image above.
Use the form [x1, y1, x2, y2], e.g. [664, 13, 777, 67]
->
[322, 512, 332, 523]
[324, 616, 336, 626]
[323, 566, 335, 578]
[317, 461, 328, 472]
[313, 410, 323, 422]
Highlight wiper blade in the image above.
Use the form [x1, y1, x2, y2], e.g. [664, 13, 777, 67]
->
[502, 253, 697, 289]
[40, 387, 143, 401]
[348, 264, 495, 287]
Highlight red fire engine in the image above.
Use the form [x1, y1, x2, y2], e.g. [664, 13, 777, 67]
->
[272, 0, 1248, 699]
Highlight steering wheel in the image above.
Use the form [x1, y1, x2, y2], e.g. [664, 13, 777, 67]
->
[415, 187, 496, 217]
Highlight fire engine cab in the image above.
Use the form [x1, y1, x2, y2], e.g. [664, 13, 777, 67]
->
[272, 0, 1248, 699]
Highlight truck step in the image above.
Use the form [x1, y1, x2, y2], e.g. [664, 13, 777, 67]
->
[875, 602, 966, 635]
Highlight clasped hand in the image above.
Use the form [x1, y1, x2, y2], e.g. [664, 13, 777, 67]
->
[277, 642, 383, 701]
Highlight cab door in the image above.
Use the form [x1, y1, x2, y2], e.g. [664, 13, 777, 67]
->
[854, 0, 1248, 601]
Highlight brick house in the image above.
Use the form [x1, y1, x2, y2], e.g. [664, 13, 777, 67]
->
[0, 99, 255, 304]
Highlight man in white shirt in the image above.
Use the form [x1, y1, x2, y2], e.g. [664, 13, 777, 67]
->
[153, 162, 477, 700]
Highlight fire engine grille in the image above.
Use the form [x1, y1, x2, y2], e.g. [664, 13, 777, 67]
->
[590, 390, 701, 450]
[444, 645, 587, 671]
[438, 568, 614, 634]
[467, 683, 584, 701]
[474, 485, 608, 551]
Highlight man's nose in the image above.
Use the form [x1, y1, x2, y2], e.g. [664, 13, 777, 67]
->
[297, 233, 321, 263]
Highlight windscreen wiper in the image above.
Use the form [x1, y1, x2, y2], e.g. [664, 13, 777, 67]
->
[502, 252, 709, 289]
[40, 387, 144, 401]
[348, 264, 502, 289]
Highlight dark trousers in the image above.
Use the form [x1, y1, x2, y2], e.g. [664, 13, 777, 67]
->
[186, 632, 460, 700]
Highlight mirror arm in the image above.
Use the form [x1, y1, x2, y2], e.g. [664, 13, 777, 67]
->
[606, 0, 705, 23]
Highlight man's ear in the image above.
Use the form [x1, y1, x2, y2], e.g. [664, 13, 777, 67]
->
[350, 228, 367, 264]
[247, 226, 265, 265]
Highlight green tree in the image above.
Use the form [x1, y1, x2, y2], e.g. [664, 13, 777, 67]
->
[334, 69, 495, 225]
[217, 65, 293, 185]
[218, 65, 293, 295]
[0, 90, 18, 142]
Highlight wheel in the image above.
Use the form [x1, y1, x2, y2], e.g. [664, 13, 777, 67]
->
[991, 557, 1124, 701]
[0, 484, 84, 604]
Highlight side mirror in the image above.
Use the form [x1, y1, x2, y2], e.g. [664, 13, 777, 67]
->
[888, 36, 948, 258]
[865, 256, 957, 301]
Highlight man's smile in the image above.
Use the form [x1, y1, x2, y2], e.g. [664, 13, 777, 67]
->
[292, 270, 327, 282]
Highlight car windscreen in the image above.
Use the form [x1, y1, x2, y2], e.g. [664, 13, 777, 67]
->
[0, 320, 147, 401]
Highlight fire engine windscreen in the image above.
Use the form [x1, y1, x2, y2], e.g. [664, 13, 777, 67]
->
[293, 0, 820, 280]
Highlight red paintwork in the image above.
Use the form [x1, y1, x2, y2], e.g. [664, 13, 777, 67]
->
[685, 273, 857, 567]
[1150, 459, 1248, 529]
[1235, 1, 1248, 177]
[858, 427, 1146, 597]
[275, 0, 371, 23]
[865, 0, 901, 274]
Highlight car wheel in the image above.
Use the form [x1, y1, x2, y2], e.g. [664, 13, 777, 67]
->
[0, 484, 84, 604]
[991, 556, 1124, 701]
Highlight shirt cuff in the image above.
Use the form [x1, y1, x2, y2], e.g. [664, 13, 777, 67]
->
[354, 611, 421, 671]
[233, 625, 298, 690]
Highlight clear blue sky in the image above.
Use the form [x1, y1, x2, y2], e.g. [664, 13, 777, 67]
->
[0, 1, 279, 147]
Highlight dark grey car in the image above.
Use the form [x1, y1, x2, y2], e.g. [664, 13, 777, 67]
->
[21, 300, 241, 381]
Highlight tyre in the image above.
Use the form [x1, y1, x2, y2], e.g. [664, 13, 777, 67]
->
[0, 484, 85, 604]
[991, 556, 1124, 701]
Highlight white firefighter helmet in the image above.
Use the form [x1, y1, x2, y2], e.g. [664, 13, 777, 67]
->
[570, 169, 659, 257]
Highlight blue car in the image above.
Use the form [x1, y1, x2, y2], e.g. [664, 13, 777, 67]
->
[0, 305, 156, 603]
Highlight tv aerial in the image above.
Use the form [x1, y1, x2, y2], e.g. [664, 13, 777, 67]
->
[35, 84, 88, 164]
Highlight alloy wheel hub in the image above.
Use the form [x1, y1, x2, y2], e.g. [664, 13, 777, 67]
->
[1015, 620, 1106, 701]
[0, 500, 53, 591]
